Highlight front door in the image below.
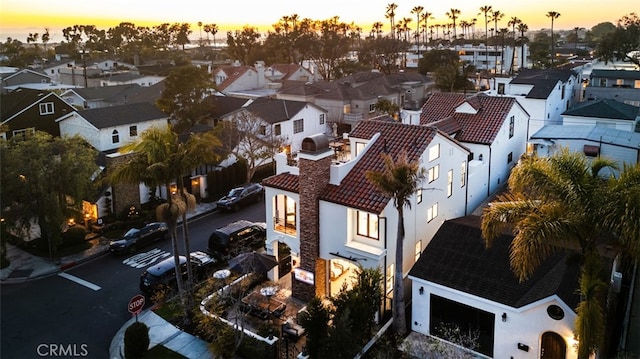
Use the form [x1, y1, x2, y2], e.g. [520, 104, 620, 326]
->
[541, 332, 566, 359]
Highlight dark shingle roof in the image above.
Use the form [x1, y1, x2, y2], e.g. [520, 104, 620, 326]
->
[77, 102, 167, 129]
[408, 215, 581, 309]
[420, 93, 517, 145]
[246, 98, 309, 124]
[510, 68, 577, 99]
[1, 88, 47, 120]
[562, 98, 640, 120]
[591, 69, 640, 80]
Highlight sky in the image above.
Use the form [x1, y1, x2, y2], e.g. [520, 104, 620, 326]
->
[0, 0, 637, 43]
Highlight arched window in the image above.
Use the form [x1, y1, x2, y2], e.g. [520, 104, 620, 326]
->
[112, 130, 119, 144]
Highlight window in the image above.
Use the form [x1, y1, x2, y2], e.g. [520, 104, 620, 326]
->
[112, 130, 120, 144]
[259, 125, 266, 136]
[275, 124, 281, 136]
[460, 162, 466, 187]
[274, 195, 297, 235]
[497, 83, 505, 95]
[39, 102, 54, 115]
[293, 119, 304, 134]
[427, 202, 438, 222]
[319, 113, 325, 125]
[369, 103, 376, 113]
[616, 78, 624, 86]
[635, 80, 640, 89]
[355, 142, 366, 157]
[508, 116, 514, 138]
[129, 125, 137, 137]
[386, 263, 394, 293]
[561, 84, 566, 99]
[416, 188, 422, 204]
[415, 240, 422, 261]
[12, 128, 35, 140]
[428, 165, 439, 183]
[357, 211, 379, 239]
[507, 152, 513, 164]
[428, 144, 440, 161]
[447, 170, 453, 197]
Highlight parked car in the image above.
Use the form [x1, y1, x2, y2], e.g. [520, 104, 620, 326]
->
[139, 251, 218, 297]
[207, 220, 267, 259]
[216, 183, 264, 212]
[108, 222, 169, 255]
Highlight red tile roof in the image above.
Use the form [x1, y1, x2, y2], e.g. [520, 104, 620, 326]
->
[262, 173, 299, 193]
[214, 66, 253, 91]
[420, 93, 517, 145]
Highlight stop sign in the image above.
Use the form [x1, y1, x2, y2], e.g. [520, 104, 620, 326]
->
[128, 294, 145, 314]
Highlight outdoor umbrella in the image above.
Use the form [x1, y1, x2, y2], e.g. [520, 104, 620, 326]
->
[228, 251, 278, 274]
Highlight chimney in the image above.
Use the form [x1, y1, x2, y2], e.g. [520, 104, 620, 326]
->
[255, 61, 265, 88]
[292, 134, 333, 301]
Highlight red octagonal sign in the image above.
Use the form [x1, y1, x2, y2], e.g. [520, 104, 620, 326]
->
[128, 294, 145, 314]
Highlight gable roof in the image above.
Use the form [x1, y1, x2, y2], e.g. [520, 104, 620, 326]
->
[1, 89, 73, 123]
[420, 93, 518, 145]
[213, 65, 255, 91]
[562, 98, 640, 120]
[207, 95, 251, 118]
[509, 68, 576, 99]
[408, 215, 581, 309]
[73, 102, 167, 129]
[266, 63, 312, 81]
[245, 98, 313, 124]
[321, 119, 438, 213]
[1, 68, 51, 82]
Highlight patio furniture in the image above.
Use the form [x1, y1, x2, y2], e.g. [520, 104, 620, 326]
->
[282, 318, 306, 340]
[241, 290, 286, 320]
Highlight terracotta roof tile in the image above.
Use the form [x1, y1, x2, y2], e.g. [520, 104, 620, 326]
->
[262, 173, 299, 193]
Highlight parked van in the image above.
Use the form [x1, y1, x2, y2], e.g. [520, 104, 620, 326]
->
[207, 220, 266, 259]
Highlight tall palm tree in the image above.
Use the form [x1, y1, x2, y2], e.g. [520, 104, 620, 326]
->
[446, 8, 461, 44]
[573, 26, 584, 51]
[411, 6, 424, 53]
[372, 21, 384, 38]
[491, 10, 504, 74]
[546, 11, 561, 66]
[517, 23, 529, 70]
[481, 149, 640, 358]
[386, 3, 398, 39]
[366, 151, 425, 336]
[479, 5, 493, 72]
[420, 11, 433, 49]
[508, 17, 521, 75]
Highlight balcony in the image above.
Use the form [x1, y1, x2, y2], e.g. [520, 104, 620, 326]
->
[274, 217, 297, 236]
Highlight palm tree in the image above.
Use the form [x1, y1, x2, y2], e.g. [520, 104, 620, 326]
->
[366, 151, 426, 336]
[508, 17, 522, 75]
[573, 26, 584, 51]
[546, 11, 561, 66]
[372, 21, 384, 38]
[386, 3, 398, 39]
[478, 5, 493, 72]
[411, 6, 424, 52]
[481, 149, 640, 358]
[517, 23, 529, 70]
[491, 10, 504, 74]
[110, 126, 221, 323]
[446, 8, 461, 44]
[420, 11, 433, 49]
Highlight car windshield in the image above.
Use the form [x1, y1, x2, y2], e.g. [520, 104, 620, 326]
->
[228, 188, 243, 197]
[123, 228, 140, 238]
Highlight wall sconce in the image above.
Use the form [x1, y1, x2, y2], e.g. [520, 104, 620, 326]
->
[419, 286, 424, 295]
[502, 312, 507, 322]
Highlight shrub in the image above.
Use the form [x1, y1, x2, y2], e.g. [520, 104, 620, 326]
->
[61, 226, 86, 246]
[124, 321, 150, 359]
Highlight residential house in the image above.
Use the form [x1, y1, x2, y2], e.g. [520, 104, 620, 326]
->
[99, 72, 164, 87]
[262, 120, 471, 305]
[0, 69, 53, 92]
[212, 61, 271, 96]
[41, 59, 75, 84]
[408, 215, 583, 359]
[60, 82, 165, 109]
[0, 88, 75, 140]
[561, 98, 640, 131]
[420, 93, 530, 213]
[584, 69, 640, 106]
[489, 68, 581, 138]
[264, 63, 316, 83]
[56, 102, 169, 152]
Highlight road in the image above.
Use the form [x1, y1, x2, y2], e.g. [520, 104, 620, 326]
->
[0, 202, 265, 359]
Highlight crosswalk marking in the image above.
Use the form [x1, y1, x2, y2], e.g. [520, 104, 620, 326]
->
[122, 248, 171, 268]
[58, 272, 101, 291]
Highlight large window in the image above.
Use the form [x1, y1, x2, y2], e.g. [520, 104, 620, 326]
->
[293, 119, 304, 134]
[274, 195, 297, 235]
[428, 143, 440, 161]
[275, 124, 281, 136]
[427, 202, 438, 222]
[428, 165, 439, 183]
[357, 211, 379, 239]
[39, 102, 54, 115]
[386, 263, 394, 293]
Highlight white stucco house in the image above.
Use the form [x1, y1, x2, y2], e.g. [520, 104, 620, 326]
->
[419, 93, 530, 214]
[261, 119, 471, 306]
[55, 102, 169, 152]
[408, 215, 583, 359]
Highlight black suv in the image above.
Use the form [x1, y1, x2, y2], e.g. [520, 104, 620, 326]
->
[207, 220, 267, 259]
[139, 251, 217, 297]
[216, 183, 264, 212]
[109, 222, 169, 254]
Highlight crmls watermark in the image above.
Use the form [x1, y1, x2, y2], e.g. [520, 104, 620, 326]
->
[37, 344, 89, 357]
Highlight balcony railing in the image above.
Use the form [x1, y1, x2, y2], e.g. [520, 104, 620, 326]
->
[274, 217, 297, 236]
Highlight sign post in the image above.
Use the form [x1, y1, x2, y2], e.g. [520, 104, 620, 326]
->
[128, 294, 145, 322]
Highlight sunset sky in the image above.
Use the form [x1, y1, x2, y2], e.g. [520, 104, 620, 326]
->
[0, 0, 636, 42]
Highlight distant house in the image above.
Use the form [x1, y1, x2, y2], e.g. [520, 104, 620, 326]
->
[56, 102, 169, 152]
[561, 98, 640, 131]
[99, 72, 164, 87]
[264, 63, 316, 83]
[420, 93, 530, 213]
[0, 88, 75, 139]
[585, 69, 640, 106]
[212, 61, 271, 95]
[409, 215, 584, 359]
[60, 82, 165, 109]
[0, 69, 52, 91]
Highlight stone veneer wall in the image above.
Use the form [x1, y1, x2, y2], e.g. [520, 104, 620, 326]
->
[292, 154, 332, 302]
[105, 153, 141, 218]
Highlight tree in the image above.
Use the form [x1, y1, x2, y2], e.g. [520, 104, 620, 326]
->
[595, 13, 640, 66]
[374, 98, 400, 117]
[156, 65, 216, 133]
[386, 3, 398, 39]
[226, 26, 261, 66]
[491, 10, 504, 73]
[203, 23, 219, 47]
[365, 151, 425, 336]
[411, 6, 424, 52]
[517, 23, 530, 70]
[110, 126, 221, 325]
[447, 9, 462, 43]
[546, 11, 561, 66]
[358, 36, 405, 75]
[508, 17, 522, 75]
[0, 132, 98, 257]
[478, 5, 493, 72]
[0, 37, 27, 67]
[481, 149, 640, 358]
[305, 16, 353, 81]
[171, 23, 192, 51]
